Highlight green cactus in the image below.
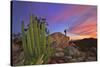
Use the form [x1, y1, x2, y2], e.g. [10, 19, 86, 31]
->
[21, 15, 54, 65]
[21, 21, 30, 64]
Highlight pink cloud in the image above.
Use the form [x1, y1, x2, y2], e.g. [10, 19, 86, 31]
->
[50, 5, 91, 23]
[69, 17, 97, 38]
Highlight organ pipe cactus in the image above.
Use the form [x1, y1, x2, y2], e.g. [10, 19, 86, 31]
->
[21, 15, 54, 65]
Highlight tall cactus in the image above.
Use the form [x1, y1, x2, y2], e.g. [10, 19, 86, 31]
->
[21, 15, 54, 65]
[22, 21, 30, 64]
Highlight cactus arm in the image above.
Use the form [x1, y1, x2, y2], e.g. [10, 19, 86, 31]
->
[26, 29, 33, 57]
[33, 17, 40, 57]
[21, 21, 29, 64]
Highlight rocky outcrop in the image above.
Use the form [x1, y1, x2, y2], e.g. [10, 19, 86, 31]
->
[49, 32, 70, 48]
[12, 42, 24, 66]
[64, 45, 80, 57]
[50, 44, 97, 63]
[12, 32, 97, 65]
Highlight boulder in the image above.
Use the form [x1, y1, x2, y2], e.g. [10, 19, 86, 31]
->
[69, 59, 78, 62]
[55, 52, 64, 57]
[76, 57, 84, 62]
[57, 59, 65, 63]
[49, 32, 70, 48]
[87, 57, 96, 61]
[64, 45, 80, 57]
[64, 56, 72, 62]
[56, 48, 64, 52]
[65, 56, 72, 60]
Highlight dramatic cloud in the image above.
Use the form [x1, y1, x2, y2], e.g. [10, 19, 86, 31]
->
[67, 7, 97, 38]
[12, 1, 97, 39]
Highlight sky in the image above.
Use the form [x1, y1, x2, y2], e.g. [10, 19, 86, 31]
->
[12, 1, 97, 39]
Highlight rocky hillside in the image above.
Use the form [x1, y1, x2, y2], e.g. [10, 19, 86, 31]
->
[48, 32, 70, 48]
[48, 33, 97, 63]
[12, 32, 97, 65]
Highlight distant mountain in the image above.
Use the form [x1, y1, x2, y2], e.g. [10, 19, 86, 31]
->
[72, 38, 97, 51]
[48, 32, 70, 48]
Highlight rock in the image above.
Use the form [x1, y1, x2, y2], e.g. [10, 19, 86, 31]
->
[80, 52, 86, 56]
[91, 47, 97, 53]
[87, 57, 96, 61]
[77, 57, 84, 62]
[18, 52, 24, 61]
[56, 48, 64, 52]
[55, 52, 64, 57]
[49, 60, 58, 64]
[70, 59, 77, 62]
[64, 45, 80, 57]
[57, 60, 65, 63]
[12, 43, 20, 52]
[12, 43, 24, 66]
[64, 56, 72, 62]
[49, 32, 70, 48]
[12, 52, 24, 66]
[69, 58, 83, 62]
[65, 56, 72, 60]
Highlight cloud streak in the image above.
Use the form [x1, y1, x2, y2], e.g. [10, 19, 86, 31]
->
[12, 1, 97, 39]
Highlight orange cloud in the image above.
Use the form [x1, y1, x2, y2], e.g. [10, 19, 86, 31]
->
[70, 17, 97, 38]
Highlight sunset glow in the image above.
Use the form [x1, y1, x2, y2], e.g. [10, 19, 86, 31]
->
[12, 1, 97, 40]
